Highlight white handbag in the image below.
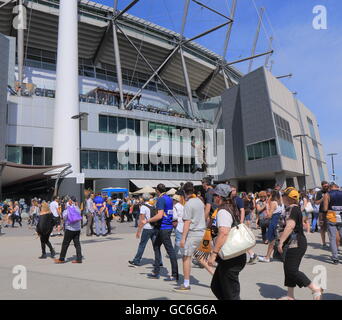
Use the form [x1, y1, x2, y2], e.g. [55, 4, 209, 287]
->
[305, 202, 314, 213]
[219, 212, 256, 260]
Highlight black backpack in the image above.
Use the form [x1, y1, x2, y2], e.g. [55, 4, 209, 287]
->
[143, 204, 161, 229]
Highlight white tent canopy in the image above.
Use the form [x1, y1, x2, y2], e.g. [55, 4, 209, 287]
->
[132, 185, 156, 195]
[166, 188, 177, 195]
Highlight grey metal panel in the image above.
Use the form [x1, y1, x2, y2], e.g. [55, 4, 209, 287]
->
[0, 33, 9, 161]
[239, 67, 277, 145]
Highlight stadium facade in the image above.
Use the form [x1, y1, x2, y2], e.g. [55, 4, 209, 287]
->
[0, 0, 328, 198]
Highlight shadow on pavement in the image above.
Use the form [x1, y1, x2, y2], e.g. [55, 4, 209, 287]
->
[53, 237, 123, 245]
[256, 283, 287, 299]
[322, 293, 342, 300]
[147, 297, 170, 300]
[307, 242, 330, 251]
[304, 253, 333, 264]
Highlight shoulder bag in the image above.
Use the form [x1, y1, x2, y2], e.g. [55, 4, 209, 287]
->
[218, 209, 256, 260]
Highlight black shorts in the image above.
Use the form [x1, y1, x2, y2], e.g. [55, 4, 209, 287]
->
[53, 216, 61, 227]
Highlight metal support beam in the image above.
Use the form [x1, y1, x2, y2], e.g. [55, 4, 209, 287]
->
[179, 46, 194, 116]
[264, 36, 273, 69]
[276, 73, 292, 79]
[191, 0, 232, 21]
[181, 0, 191, 38]
[115, 23, 187, 115]
[222, 68, 235, 88]
[222, 0, 237, 60]
[93, 20, 112, 66]
[0, 163, 5, 201]
[113, 0, 140, 21]
[183, 21, 231, 45]
[158, 47, 179, 77]
[17, 0, 25, 96]
[248, 7, 265, 73]
[225, 50, 273, 66]
[113, 0, 125, 109]
[195, 68, 219, 98]
[125, 45, 180, 109]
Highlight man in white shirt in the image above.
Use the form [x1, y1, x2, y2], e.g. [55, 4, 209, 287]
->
[129, 193, 157, 267]
[50, 196, 61, 237]
[175, 182, 206, 292]
[172, 195, 184, 255]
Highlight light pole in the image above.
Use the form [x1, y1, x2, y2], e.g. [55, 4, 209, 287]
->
[71, 112, 89, 208]
[327, 153, 338, 182]
[293, 134, 309, 193]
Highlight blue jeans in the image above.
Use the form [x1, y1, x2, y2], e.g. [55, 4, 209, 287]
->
[311, 211, 319, 232]
[133, 228, 157, 264]
[94, 212, 106, 235]
[174, 229, 183, 255]
[327, 223, 342, 260]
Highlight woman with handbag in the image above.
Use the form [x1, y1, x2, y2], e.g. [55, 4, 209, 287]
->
[277, 187, 323, 300]
[208, 184, 247, 300]
[256, 191, 269, 244]
[300, 192, 312, 233]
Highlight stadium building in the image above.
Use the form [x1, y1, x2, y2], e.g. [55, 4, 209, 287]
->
[0, 0, 328, 199]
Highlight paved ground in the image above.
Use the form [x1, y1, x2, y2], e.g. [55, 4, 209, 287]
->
[0, 219, 341, 300]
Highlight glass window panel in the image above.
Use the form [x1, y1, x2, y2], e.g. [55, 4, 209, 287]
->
[151, 164, 157, 171]
[99, 151, 108, 170]
[109, 152, 118, 170]
[127, 118, 135, 133]
[108, 116, 117, 134]
[89, 151, 99, 169]
[33, 147, 44, 165]
[81, 151, 89, 169]
[261, 141, 270, 158]
[44, 148, 52, 165]
[99, 115, 108, 133]
[270, 139, 277, 156]
[7, 146, 21, 163]
[118, 117, 127, 133]
[254, 143, 262, 160]
[157, 162, 164, 172]
[22, 147, 33, 165]
[247, 145, 254, 161]
[135, 119, 140, 136]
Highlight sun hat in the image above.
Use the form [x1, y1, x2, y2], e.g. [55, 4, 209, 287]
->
[213, 184, 232, 198]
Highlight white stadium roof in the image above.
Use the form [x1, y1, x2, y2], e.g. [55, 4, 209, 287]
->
[0, 0, 243, 98]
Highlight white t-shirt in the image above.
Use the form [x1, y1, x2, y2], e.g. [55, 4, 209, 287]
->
[173, 202, 184, 233]
[216, 209, 233, 228]
[49, 201, 59, 218]
[140, 203, 152, 230]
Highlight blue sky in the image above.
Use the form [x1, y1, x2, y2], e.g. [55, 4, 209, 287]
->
[95, 0, 342, 182]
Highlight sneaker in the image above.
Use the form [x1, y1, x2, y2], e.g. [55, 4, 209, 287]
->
[248, 254, 258, 264]
[128, 260, 140, 267]
[322, 244, 328, 249]
[38, 254, 47, 259]
[332, 259, 339, 265]
[147, 273, 160, 279]
[54, 259, 66, 264]
[163, 276, 179, 282]
[173, 284, 191, 292]
[258, 256, 270, 263]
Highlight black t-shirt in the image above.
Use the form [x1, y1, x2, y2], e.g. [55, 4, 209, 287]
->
[288, 205, 304, 236]
[315, 190, 326, 213]
[2, 204, 8, 214]
[205, 188, 217, 213]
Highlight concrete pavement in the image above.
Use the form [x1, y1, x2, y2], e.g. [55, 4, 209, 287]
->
[0, 219, 341, 300]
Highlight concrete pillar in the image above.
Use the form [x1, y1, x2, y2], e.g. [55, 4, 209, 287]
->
[275, 172, 287, 189]
[53, 0, 80, 176]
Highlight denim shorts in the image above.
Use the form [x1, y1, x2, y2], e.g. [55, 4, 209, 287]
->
[267, 213, 281, 242]
[245, 213, 252, 221]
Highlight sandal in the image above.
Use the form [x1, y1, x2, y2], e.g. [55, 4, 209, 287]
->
[313, 288, 323, 300]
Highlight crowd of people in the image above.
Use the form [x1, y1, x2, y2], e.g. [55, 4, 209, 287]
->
[1, 178, 341, 300]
